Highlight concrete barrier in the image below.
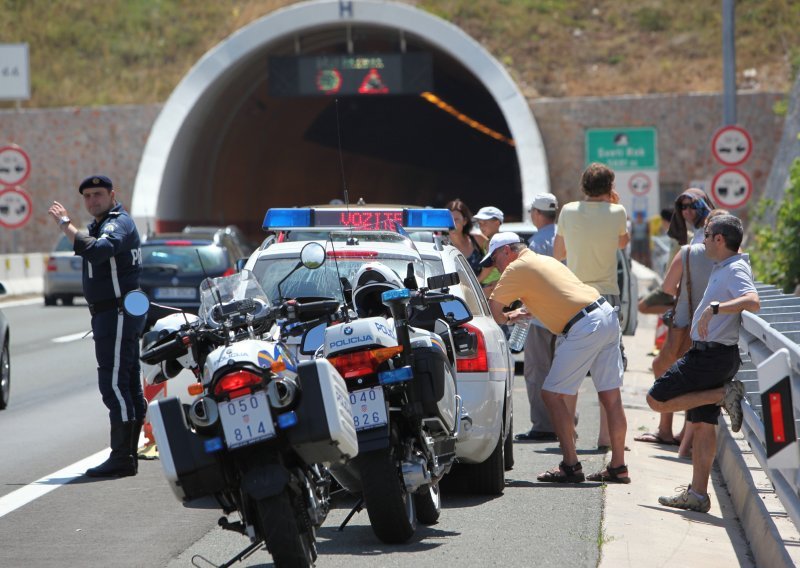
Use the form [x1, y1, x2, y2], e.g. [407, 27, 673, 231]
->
[0, 253, 45, 296]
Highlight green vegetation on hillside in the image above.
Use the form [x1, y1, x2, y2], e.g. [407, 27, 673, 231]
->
[1, 0, 799, 107]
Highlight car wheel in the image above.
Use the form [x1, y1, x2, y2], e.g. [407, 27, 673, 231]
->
[0, 340, 9, 410]
[465, 432, 505, 495]
[44, 295, 56, 307]
[62, 296, 74, 306]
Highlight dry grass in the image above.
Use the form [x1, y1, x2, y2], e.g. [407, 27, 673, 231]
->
[1, 0, 798, 108]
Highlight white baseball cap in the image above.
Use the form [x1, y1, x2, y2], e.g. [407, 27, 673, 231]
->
[472, 206, 504, 222]
[480, 232, 521, 266]
[530, 193, 558, 212]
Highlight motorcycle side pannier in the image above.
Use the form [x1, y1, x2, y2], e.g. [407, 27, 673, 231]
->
[148, 397, 227, 503]
[287, 359, 359, 466]
[410, 345, 453, 421]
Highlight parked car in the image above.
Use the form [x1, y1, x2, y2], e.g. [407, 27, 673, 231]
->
[139, 233, 241, 313]
[0, 282, 10, 410]
[43, 233, 84, 306]
[247, 206, 514, 494]
[181, 225, 255, 257]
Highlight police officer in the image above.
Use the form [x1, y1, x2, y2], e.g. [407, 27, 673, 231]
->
[48, 175, 145, 477]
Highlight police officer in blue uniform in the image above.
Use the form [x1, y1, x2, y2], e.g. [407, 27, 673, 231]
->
[48, 175, 145, 477]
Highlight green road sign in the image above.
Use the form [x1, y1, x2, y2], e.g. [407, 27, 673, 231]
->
[585, 127, 657, 170]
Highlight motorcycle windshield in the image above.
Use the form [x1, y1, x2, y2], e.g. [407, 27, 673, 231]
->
[198, 270, 271, 325]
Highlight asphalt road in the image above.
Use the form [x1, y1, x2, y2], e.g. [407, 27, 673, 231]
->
[0, 301, 611, 568]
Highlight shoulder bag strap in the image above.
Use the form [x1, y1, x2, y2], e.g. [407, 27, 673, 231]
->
[684, 246, 693, 324]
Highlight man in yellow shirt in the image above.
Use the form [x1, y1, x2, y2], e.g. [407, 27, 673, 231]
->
[485, 232, 630, 484]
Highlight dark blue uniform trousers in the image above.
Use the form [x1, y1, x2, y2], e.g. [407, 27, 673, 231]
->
[92, 309, 146, 424]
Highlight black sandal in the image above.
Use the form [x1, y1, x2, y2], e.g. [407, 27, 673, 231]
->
[537, 461, 585, 483]
[587, 463, 631, 484]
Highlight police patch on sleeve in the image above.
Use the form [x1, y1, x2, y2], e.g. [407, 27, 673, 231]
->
[103, 223, 116, 233]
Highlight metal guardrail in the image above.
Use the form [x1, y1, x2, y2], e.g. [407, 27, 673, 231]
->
[738, 282, 800, 530]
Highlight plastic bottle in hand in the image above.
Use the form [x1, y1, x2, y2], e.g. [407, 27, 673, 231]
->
[508, 322, 529, 353]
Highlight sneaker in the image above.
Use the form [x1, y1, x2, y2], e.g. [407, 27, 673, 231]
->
[722, 380, 745, 433]
[658, 485, 711, 513]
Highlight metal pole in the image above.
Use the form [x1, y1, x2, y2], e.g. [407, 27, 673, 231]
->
[722, 0, 737, 125]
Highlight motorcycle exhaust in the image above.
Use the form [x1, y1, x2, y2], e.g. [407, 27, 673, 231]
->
[401, 454, 430, 493]
[189, 397, 220, 431]
[266, 377, 298, 410]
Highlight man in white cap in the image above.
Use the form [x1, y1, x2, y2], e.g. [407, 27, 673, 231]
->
[472, 206, 505, 296]
[516, 193, 560, 442]
[483, 231, 630, 484]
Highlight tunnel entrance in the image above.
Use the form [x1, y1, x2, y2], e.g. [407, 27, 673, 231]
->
[133, 1, 548, 242]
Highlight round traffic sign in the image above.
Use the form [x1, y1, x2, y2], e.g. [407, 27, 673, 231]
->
[711, 125, 753, 166]
[628, 173, 652, 196]
[711, 168, 752, 209]
[0, 145, 31, 187]
[0, 186, 33, 229]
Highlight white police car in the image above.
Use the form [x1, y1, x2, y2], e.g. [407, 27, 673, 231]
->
[242, 206, 513, 494]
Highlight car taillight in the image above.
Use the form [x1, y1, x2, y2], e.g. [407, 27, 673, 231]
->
[329, 346, 403, 379]
[213, 369, 263, 399]
[456, 323, 489, 373]
[327, 250, 379, 259]
[221, 267, 235, 277]
[46, 258, 57, 272]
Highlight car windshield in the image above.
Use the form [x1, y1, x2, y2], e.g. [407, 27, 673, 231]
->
[54, 235, 73, 252]
[142, 243, 228, 273]
[252, 253, 424, 304]
[198, 270, 270, 324]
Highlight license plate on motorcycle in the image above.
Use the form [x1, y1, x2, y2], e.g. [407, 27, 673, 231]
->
[349, 387, 387, 431]
[219, 391, 276, 449]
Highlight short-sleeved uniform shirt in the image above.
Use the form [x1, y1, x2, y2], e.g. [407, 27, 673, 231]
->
[690, 254, 757, 344]
[490, 249, 599, 335]
[557, 201, 628, 295]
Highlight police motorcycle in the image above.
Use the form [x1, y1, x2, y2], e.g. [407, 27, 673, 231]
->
[128, 244, 358, 568]
[300, 257, 473, 544]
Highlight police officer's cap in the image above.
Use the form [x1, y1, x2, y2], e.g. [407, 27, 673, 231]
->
[78, 174, 114, 194]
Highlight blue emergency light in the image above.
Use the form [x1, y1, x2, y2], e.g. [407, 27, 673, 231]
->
[262, 207, 455, 231]
[381, 288, 411, 302]
[379, 366, 414, 385]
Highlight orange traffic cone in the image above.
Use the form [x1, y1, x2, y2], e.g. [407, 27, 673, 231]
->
[653, 315, 668, 354]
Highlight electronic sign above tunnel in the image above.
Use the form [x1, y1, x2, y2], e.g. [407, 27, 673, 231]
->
[269, 53, 432, 97]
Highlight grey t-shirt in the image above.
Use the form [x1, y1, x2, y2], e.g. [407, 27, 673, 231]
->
[674, 244, 715, 328]
[690, 254, 757, 345]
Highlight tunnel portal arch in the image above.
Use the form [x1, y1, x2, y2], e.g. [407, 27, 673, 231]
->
[132, 0, 550, 236]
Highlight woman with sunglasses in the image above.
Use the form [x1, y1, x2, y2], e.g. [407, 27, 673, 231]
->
[667, 188, 715, 246]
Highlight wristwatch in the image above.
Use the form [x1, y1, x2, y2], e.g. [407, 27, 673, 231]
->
[710, 301, 720, 315]
[58, 216, 71, 227]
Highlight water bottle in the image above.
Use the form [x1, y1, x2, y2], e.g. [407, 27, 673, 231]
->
[508, 322, 530, 353]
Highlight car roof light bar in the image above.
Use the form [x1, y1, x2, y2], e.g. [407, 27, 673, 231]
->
[262, 208, 455, 232]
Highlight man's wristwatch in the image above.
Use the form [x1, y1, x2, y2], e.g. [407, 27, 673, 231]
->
[58, 216, 71, 227]
[710, 301, 720, 315]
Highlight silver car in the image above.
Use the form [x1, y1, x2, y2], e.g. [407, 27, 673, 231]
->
[43, 234, 84, 306]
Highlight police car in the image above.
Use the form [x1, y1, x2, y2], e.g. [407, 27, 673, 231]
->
[243, 206, 514, 494]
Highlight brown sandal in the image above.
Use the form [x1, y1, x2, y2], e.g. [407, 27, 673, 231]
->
[587, 463, 631, 484]
[537, 461, 585, 483]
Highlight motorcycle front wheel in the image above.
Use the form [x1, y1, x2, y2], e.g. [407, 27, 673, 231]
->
[255, 489, 316, 568]
[357, 448, 416, 543]
[414, 482, 441, 525]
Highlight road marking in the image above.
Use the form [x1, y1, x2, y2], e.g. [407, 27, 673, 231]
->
[0, 450, 108, 519]
[53, 331, 91, 343]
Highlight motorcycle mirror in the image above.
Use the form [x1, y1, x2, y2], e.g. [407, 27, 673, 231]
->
[300, 321, 327, 355]
[300, 242, 326, 269]
[123, 290, 150, 317]
[440, 298, 472, 326]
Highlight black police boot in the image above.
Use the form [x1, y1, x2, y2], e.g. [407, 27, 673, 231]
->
[130, 419, 144, 474]
[86, 421, 137, 478]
